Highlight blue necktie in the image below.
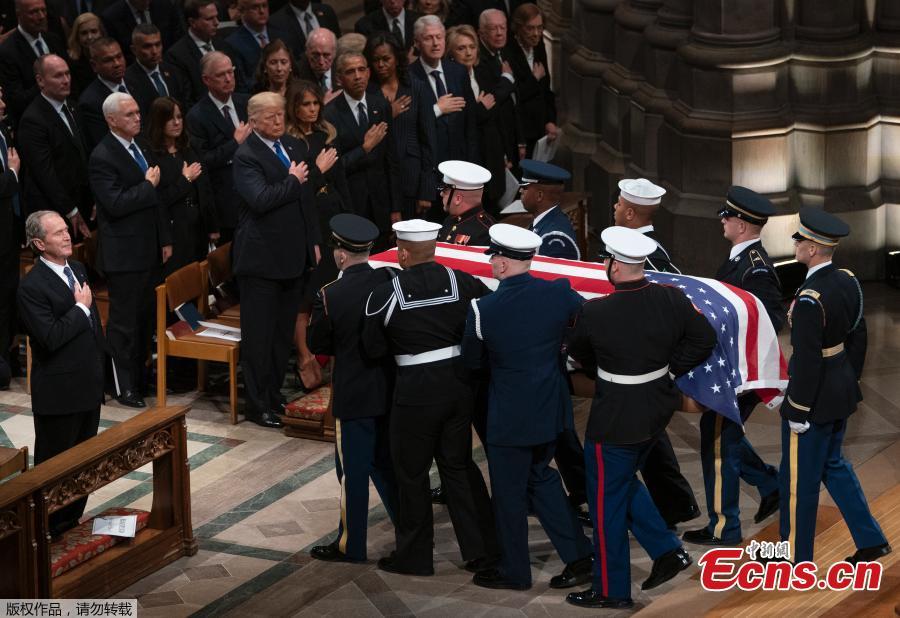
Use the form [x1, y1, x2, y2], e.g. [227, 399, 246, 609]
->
[117, 83, 128, 93]
[430, 70, 446, 97]
[273, 140, 290, 168]
[150, 70, 168, 96]
[34, 38, 46, 56]
[129, 143, 149, 172]
[64, 265, 93, 326]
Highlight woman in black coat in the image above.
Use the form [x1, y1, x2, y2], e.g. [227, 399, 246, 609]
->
[147, 96, 219, 276]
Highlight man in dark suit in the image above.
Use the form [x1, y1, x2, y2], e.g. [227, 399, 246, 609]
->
[232, 91, 319, 428]
[324, 52, 401, 242]
[89, 91, 172, 408]
[18, 55, 93, 238]
[445, 0, 527, 28]
[355, 0, 419, 51]
[0, 0, 69, 123]
[296, 27, 336, 94]
[0, 89, 21, 377]
[77, 37, 129, 151]
[18, 210, 104, 537]
[124, 23, 186, 118]
[409, 15, 478, 221]
[269, 0, 339, 59]
[101, 0, 184, 62]
[224, 0, 289, 92]
[164, 0, 223, 109]
[186, 51, 251, 243]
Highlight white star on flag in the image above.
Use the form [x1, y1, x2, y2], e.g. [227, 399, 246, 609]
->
[710, 312, 717, 320]
[717, 357, 726, 367]
[722, 306, 730, 314]
[698, 287, 707, 294]
[721, 323, 727, 333]
[688, 370, 695, 379]
[704, 363, 713, 373]
[704, 299, 713, 306]
[711, 384, 721, 393]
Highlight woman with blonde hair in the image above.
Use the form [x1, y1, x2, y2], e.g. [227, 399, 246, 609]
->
[66, 12, 104, 95]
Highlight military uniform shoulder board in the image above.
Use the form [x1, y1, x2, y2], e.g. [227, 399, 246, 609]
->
[476, 212, 492, 228]
[748, 249, 767, 268]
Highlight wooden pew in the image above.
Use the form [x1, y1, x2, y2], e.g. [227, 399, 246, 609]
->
[0, 405, 196, 598]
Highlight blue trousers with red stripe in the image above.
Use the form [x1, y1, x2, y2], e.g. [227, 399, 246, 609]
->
[778, 418, 886, 563]
[585, 437, 681, 600]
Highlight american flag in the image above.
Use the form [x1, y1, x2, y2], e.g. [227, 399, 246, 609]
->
[371, 243, 788, 424]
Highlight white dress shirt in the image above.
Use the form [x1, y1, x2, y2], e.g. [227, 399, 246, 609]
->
[210, 93, 240, 127]
[729, 237, 760, 261]
[18, 26, 48, 57]
[805, 261, 832, 280]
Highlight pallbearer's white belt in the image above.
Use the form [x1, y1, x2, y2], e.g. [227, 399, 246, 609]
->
[395, 345, 461, 367]
[596, 365, 671, 385]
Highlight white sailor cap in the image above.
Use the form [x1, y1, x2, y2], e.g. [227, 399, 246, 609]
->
[438, 160, 492, 191]
[599, 226, 658, 264]
[618, 178, 666, 206]
[484, 223, 542, 260]
[393, 219, 442, 242]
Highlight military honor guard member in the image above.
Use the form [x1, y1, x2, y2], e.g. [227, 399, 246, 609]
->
[307, 214, 399, 563]
[566, 227, 717, 608]
[461, 224, 594, 590]
[611, 178, 701, 529]
[437, 160, 496, 247]
[684, 187, 784, 547]
[520, 160, 580, 260]
[778, 208, 891, 564]
[362, 219, 500, 576]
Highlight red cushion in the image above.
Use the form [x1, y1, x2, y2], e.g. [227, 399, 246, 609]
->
[284, 386, 331, 419]
[50, 507, 150, 578]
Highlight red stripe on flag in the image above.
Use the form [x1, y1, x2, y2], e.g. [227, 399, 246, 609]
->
[723, 283, 760, 382]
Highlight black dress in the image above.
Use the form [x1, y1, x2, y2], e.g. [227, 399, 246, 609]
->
[154, 145, 219, 275]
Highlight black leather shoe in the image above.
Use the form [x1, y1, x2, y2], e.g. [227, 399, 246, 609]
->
[244, 409, 283, 428]
[575, 505, 593, 528]
[566, 589, 633, 609]
[682, 528, 742, 546]
[845, 543, 891, 565]
[465, 555, 499, 573]
[754, 491, 780, 523]
[310, 543, 365, 563]
[430, 486, 446, 505]
[642, 547, 692, 590]
[665, 504, 701, 529]
[377, 555, 434, 576]
[549, 554, 593, 589]
[117, 390, 146, 408]
[471, 568, 531, 590]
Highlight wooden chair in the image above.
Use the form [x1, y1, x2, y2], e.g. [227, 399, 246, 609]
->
[560, 192, 590, 260]
[206, 242, 240, 327]
[156, 261, 240, 424]
[0, 446, 27, 481]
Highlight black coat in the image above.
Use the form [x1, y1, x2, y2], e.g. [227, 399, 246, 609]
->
[223, 23, 291, 92]
[268, 2, 341, 57]
[354, 9, 420, 50]
[77, 77, 116, 152]
[124, 61, 187, 119]
[164, 34, 228, 109]
[17, 94, 92, 220]
[0, 126, 18, 258]
[504, 39, 556, 143]
[715, 240, 786, 333]
[17, 259, 105, 415]
[185, 93, 249, 229]
[231, 132, 319, 279]
[445, 0, 526, 27]
[0, 30, 68, 123]
[88, 133, 172, 272]
[324, 91, 401, 231]
[101, 0, 185, 62]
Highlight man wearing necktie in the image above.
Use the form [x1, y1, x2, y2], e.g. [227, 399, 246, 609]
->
[232, 91, 320, 428]
[225, 0, 289, 92]
[164, 0, 223, 109]
[89, 92, 171, 409]
[125, 24, 186, 118]
[18, 210, 105, 538]
[355, 0, 420, 52]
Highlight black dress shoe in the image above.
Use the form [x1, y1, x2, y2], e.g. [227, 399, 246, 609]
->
[682, 528, 742, 546]
[642, 547, 692, 590]
[377, 555, 434, 576]
[754, 491, 780, 523]
[244, 409, 283, 428]
[465, 555, 499, 573]
[117, 390, 146, 408]
[566, 589, 633, 609]
[310, 543, 365, 563]
[665, 504, 701, 529]
[471, 568, 531, 590]
[845, 543, 892, 565]
[575, 505, 593, 528]
[430, 486, 446, 505]
[549, 554, 593, 589]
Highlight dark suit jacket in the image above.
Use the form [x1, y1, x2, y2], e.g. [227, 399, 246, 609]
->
[17, 258, 105, 415]
[0, 30, 68, 122]
[354, 9, 420, 50]
[224, 23, 291, 92]
[408, 59, 478, 165]
[88, 133, 172, 272]
[268, 3, 340, 57]
[57, 0, 116, 28]
[124, 61, 187, 118]
[17, 95, 92, 220]
[164, 33, 227, 109]
[474, 44, 520, 202]
[445, 0, 527, 27]
[101, 0, 185, 62]
[324, 91, 401, 231]
[77, 77, 116, 152]
[185, 93, 249, 229]
[0, 126, 18, 258]
[231, 132, 318, 279]
[505, 39, 556, 143]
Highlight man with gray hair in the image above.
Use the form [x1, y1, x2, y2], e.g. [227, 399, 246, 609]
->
[299, 27, 337, 94]
[17, 209, 104, 537]
[89, 91, 170, 409]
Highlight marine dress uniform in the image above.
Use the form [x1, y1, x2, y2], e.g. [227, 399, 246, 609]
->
[462, 224, 593, 591]
[566, 227, 718, 609]
[307, 214, 400, 563]
[522, 160, 581, 261]
[362, 219, 500, 575]
[778, 208, 890, 564]
[438, 161, 496, 247]
[684, 187, 784, 547]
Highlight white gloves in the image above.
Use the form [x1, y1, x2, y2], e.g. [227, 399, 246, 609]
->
[789, 420, 810, 434]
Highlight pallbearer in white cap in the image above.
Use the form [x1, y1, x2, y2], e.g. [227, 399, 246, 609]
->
[598, 226, 658, 266]
[483, 223, 542, 264]
[392, 218, 442, 243]
[438, 161, 496, 247]
[612, 178, 681, 275]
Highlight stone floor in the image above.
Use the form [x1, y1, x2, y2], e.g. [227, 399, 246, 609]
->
[1, 282, 898, 617]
